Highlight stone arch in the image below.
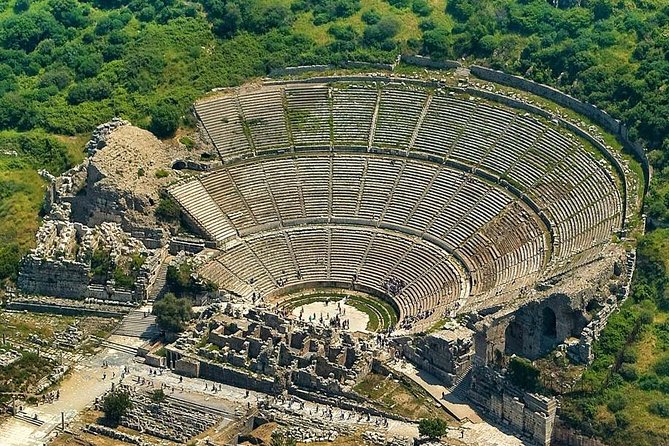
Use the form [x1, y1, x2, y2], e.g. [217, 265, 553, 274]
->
[542, 307, 557, 338]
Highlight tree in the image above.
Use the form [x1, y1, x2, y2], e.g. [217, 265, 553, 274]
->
[422, 26, 452, 59]
[102, 389, 132, 425]
[13, 0, 30, 13]
[155, 197, 181, 222]
[418, 417, 448, 439]
[152, 293, 193, 333]
[507, 357, 541, 393]
[149, 102, 180, 138]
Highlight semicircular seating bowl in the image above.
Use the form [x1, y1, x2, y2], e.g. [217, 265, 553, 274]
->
[169, 78, 624, 332]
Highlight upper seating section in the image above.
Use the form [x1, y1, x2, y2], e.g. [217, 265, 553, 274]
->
[188, 81, 623, 267]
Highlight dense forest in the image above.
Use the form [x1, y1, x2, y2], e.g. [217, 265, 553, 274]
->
[1, 0, 669, 443]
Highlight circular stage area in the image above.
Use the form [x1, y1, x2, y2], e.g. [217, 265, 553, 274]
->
[279, 292, 398, 332]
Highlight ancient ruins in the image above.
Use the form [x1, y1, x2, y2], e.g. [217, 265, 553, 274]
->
[2, 68, 643, 446]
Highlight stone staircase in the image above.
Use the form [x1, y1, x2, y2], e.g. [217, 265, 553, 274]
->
[148, 258, 171, 303]
[448, 362, 473, 397]
[113, 310, 161, 340]
[91, 336, 139, 356]
[14, 411, 44, 426]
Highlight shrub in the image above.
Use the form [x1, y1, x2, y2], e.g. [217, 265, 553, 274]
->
[607, 393, 627, 412]
[155, 169, 169, 179]
[361, 9, 381, 24]
[507, 357, 541, 393]
[418, 417, 448, 439]
[155, 197, 181, 221]
[649, 400, 669, 418]
[614, 411, 631, 429]
[656, 354, 669, 377]
[102, 389, 132, 425]
[619, 363, 638, 382]
[149, 102, 180, 138]
[152, 292, 193, 333]
[179, 136, 194, 149]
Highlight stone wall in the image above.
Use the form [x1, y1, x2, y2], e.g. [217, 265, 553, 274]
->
[198, 360, 280, 394]
[468, 365, 557, 446]
[568, 250, 636, 364]
[551, 419, 609, 446]
[400, 54, 461, 70]
[18, 256, 89, 299]
[401, 325, 474, 385]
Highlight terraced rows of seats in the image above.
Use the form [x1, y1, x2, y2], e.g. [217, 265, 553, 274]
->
[177, 80, 625, 327]
[198, 225, 467, 328]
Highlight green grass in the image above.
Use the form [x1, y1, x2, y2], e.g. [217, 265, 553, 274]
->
[278, 291, 398, 331]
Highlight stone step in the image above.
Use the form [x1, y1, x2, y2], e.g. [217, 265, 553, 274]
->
[14, 412, 45, 426]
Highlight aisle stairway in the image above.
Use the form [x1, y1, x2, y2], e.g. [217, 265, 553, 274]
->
[113, 310, 161, 340]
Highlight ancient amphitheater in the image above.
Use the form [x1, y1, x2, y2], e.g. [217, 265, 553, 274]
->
[168, 76, 627, 332]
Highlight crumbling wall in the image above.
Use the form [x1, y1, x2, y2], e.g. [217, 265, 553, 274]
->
[402, 325, 474, 385]
[468, 365, 557, 446]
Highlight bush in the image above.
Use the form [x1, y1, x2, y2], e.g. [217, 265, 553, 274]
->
[607, 393, 627, 412]
[361, 9, 381, 24]
[614, 411, 631, 429]
[149, 102, 180, 138]
[155, 169, 169, 178]
[155, 197, 181, 221]
[507, 357, 541, 393]
[649, 400, 669, 418]
[619, 363, 638, 382]
[656, 354, 669, 377]
[102, 389, 132, 425]
[418, 417, 448, 439]
[152, 292, 193, 333]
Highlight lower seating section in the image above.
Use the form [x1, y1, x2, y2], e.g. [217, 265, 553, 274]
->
[201, 225, 466, 325]
[175, 153, 549, 300]
[168, 180, 236, 241]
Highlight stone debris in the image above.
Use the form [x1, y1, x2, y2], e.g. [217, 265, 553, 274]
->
[17, 220, 159, 303]
[166, 306, 375, 398]
[0, 349, 22, 367]
[96, 386, 221, 443]
[84, 423, 149, 446]
[85, 118, 130, 156]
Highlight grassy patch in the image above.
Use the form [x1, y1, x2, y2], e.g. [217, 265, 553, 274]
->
[354, 372, 453, 422]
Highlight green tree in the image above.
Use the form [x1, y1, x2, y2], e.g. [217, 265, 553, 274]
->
[507, 357, 541, 393]
[155, 197, 181, 222]
[102, 389, 132, 425]
[149, 102, 180, 138]
[418, 417, 448, 439]
[152, 292, 193, 333]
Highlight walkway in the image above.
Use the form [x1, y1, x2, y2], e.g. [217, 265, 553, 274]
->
[0, 346, 134, 446]
[391, 360, 481, 423]
[391, 361, 531, 446]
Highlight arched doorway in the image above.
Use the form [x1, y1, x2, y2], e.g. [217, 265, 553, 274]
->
[542, 307, 557, 338]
